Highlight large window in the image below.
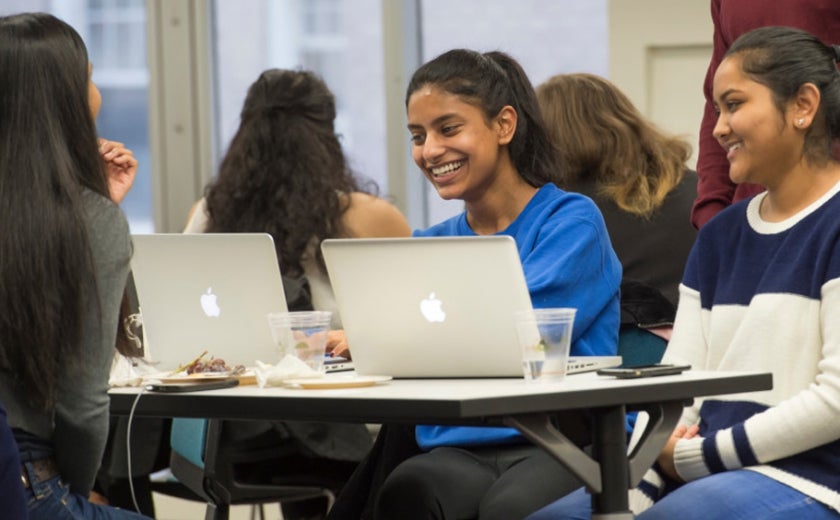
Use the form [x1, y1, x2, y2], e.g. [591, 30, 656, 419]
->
[419, 0, 608, 83]
[418, 0, 608, 223]
[0, 0, 153, 232]
[210, 0, 608, 227]
[2, 0, 608, 231]
[212, 0, 387, 193]
[85, 0, 152, 232]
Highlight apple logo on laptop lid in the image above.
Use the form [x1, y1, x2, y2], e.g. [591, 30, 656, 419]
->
[420, 292, 446, 323]
[200, 287, 221, 317]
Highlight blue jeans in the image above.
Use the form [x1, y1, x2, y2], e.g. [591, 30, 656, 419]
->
[526, 470, 840, 520]
[25, 464, 150, 520]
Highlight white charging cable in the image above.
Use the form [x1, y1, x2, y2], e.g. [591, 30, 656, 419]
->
[125, 386, 147, 514]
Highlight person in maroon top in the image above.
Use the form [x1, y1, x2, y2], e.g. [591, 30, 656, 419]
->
[692, 0, 840, 229]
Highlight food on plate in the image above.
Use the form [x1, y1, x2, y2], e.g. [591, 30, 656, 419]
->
[186, 357, 245, 375]
[170, 350, 246, 376]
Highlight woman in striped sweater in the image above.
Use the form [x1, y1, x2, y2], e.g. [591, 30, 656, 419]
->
[529, 25, 840, 520]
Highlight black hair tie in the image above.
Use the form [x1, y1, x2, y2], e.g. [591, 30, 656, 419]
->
[832, 44, 840, 63]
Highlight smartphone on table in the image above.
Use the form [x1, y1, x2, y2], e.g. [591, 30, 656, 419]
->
[597, 364, 691, 379]
[145, 378, 240, 393]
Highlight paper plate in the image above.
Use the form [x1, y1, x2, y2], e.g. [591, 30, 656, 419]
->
[285, 375, 392, 389]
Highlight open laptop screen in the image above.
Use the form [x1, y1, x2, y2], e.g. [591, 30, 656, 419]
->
[131, 233, 287, 373]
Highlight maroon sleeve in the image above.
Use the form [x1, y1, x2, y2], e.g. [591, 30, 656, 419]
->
[691, 0, 840, 229]
[691, 0, 734, 229]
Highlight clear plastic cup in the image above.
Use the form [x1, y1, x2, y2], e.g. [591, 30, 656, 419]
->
[515, 308, 576, 383]
[266, 310, 333, 374]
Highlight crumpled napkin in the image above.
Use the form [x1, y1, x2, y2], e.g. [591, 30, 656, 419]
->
[109, 354, 160, 387]
[255, 355, 323, 388]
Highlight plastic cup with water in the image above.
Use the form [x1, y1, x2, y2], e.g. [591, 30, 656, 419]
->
[515, 308, 576, 383]
[266, 310, 332, 374]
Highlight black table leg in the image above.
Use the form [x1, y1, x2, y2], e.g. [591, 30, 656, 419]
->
[590, 405, 634, 519]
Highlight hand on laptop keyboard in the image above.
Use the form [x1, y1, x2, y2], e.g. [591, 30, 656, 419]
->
[326, 329, 351, 359]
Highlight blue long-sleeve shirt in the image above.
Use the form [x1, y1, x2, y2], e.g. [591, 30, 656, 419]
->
[415, 183, 621, 449]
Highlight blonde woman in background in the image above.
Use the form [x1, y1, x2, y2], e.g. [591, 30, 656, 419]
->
[537, 73, 697, 311]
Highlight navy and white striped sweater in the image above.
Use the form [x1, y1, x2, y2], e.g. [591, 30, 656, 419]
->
[638, 180, 840, 511]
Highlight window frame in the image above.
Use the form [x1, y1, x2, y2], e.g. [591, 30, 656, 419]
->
[147, 0, 429, 232]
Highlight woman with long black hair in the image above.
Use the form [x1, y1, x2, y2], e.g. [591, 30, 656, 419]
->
[0, 12, 146, 520]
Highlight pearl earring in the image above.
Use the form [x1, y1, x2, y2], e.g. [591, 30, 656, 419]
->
[797, 118, 805, 127]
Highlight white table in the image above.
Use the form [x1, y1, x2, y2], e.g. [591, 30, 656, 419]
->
[110, 370, 772, 519]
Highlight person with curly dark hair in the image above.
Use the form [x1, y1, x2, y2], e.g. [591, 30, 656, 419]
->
[185, 68, 411, 345]
[183, 68, 410, 520]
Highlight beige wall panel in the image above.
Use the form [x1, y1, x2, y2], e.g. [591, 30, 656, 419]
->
[609, 0, 713, 168]
[648, 45, 712, 168]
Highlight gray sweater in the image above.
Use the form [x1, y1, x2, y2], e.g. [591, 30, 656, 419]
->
[0, 190, 132, 495]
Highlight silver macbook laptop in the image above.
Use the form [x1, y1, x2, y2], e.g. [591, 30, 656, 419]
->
[322, 236, 620, 378]
[130, 233, 288, 373]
